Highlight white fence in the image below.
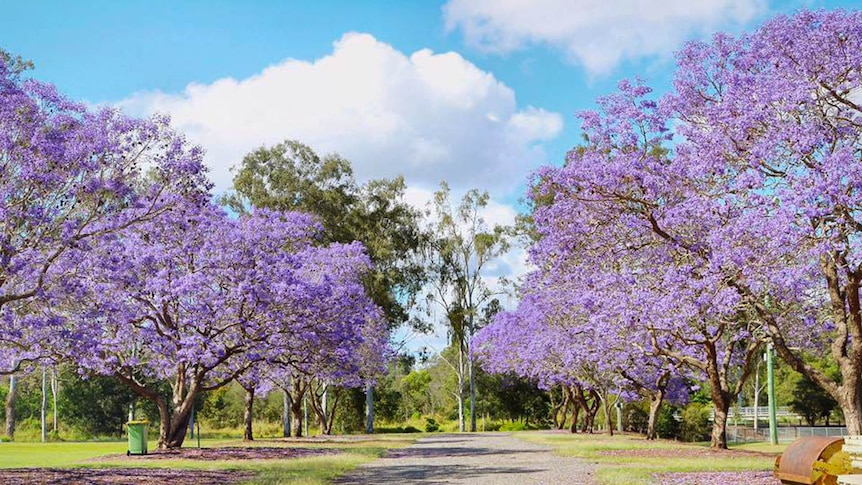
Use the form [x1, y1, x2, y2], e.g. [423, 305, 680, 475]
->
[728, 425, 847, 444]
[725, 406, 798, 422]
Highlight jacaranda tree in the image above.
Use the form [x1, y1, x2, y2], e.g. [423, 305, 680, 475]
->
[478, 9, 862, 448]
[0, 57, 211, 376]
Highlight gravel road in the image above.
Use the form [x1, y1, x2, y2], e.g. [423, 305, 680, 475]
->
[335, 432, 598, 484]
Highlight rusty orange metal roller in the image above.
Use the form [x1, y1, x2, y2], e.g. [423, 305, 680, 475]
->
[774, 437, 851, 485]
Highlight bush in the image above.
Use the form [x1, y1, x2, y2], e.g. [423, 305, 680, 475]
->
[499, 421, 528, 432]
[375, 425, 422, 434]
[624, 401, 649, 434]
[424, 418, 440, 432]
[679, 403, 712, 442]
[655, 405, 681, 440]
[483, 421, 502, 431]
[59, 372, 136, 438]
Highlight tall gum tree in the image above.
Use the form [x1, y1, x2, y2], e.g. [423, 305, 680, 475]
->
[422, 182, 509, 432]
[223, 140, 422, 434]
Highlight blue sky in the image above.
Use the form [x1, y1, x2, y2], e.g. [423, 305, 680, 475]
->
[6, 1, 854, 201]
[2, 0, 857, 351]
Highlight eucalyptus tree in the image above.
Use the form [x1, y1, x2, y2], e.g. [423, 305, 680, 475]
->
[223, 140, 423, 433]
[422, 182, 509, 432]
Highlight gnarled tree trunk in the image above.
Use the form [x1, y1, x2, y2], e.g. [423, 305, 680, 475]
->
[243, 385, 255, 441]
[646, 388, 666, 440]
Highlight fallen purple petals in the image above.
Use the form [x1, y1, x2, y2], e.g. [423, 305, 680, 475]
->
[654, 471, 780, 485]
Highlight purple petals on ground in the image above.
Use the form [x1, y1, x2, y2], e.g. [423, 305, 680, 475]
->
[654, 471, 778, 484]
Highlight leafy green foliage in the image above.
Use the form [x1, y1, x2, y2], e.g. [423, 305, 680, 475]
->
[789, 376, 838, 426]
[679, 403, 712, 442]
[58, 371, 136, 437]
[424, 417, 440, 432]
[224, 139, 424, 331]
[655, 405, 681, 440]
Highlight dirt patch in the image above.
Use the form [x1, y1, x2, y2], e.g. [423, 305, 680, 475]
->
[654, 470, 779, 484]
[600, 447, 777, 459]
[100, 446, 338, 461]
[0, 468, 255, 485]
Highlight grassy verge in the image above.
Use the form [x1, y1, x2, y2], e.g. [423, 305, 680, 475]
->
[0, 435, 417, 485]
[515, 431, 783, 485]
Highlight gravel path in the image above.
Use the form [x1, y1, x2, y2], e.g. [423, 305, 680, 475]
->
[335, 432, 598, 484]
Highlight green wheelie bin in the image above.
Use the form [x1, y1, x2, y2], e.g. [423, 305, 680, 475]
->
[126, 420, 149, 455]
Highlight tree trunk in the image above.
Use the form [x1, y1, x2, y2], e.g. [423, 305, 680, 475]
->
[161, 371, 200, 449]
[469, 350, 476, 432]
[570, 401, 580, 434]
[836, 388, 862, 436]
[599, 392, 614, 436]
[51, 368, 58, 434]
[309, 383, 332, 435]
[646, 388, 666, 440]
[154, 396, 171, 448]
[291, 393, 304, 437]
[457, 346, 466, 432]
[572, 386, 598, 433]
[556, 388, 572, 430]
[5, 375, 17, 440]
[243, 385, 255, 441]
[164, 410, 193, 449]
[365, 384, 374, 434]
[711, 397, 730, 449]
[321, 385, 328, 434]
[283, 390, 291, 438]
[41, 369, 47, 442]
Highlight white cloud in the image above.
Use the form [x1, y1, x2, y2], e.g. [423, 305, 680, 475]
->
[118, 32, 562, 195]
[443, 0, 767, 75]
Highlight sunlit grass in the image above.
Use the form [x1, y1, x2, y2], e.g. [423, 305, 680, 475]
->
[515, 432, 783, 485]
[0, 435, 418, 485]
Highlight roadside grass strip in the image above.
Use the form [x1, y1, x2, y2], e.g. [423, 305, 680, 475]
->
[516, 431, 782, 485]
[0, 435, 417, 485]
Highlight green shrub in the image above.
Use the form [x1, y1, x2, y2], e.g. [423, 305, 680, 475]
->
[375, 425, 421, 434]
[680, 403, 712, 442]
[483, 421, 502, 431]
[499, 421, 528, 432]
[655, 405, 681, 440]
[424, 418, 440, 432]
[623, 401, 648, 434]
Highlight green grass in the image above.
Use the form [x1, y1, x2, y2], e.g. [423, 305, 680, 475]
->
[0, 435, 417, 485]
[0, 441, 138, 468]
[515, 432, 784, 485]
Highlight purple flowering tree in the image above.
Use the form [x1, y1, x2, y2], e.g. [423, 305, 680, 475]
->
[487, 9, 862, 447]
[663, 9, 862, 433]
[56, 205, 383, 448]
[0, 58, 210, 375]
[522, 79, 763, 448]
[0, 59, 209, 439]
